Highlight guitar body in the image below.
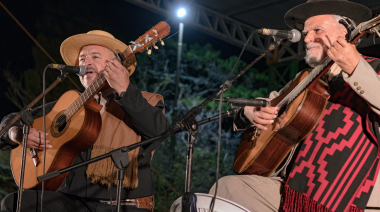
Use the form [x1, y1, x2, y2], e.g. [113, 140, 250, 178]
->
[10, 90, 102, 191]
[233, 71, 330, 176]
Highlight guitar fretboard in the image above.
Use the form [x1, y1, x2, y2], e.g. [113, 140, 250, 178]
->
[275, 57, 332, 108]
[64, 74, 107, 120]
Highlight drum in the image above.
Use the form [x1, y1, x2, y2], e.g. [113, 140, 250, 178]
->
[170, 193, 251, 212]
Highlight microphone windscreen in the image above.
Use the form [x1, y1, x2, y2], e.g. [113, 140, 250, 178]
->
[290, 29, 301, 43]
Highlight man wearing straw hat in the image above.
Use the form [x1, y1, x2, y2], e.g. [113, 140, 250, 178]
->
[0, 30, 170, 211]
[210, 0, 380, 211]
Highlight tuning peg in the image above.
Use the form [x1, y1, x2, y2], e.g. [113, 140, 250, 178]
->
[160, 39, 165, 46]
[145, 35, 153, 44]
[153, 43, 159, 50]
[147, 48, 152, 55]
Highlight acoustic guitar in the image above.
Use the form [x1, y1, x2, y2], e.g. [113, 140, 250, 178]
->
[233, 15, 380, 177]
[10, 21, 171, 191]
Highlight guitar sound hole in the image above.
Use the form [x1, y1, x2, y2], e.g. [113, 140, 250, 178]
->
[51, 111, 70, 138]
[57, 116, 66, 132]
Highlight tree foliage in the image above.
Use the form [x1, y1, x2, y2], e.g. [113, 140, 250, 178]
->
[132, 39, 271, 210]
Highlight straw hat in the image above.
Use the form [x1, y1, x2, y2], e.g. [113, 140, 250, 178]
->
[284, 0, 372, 31]
[60, 30, 137, 75]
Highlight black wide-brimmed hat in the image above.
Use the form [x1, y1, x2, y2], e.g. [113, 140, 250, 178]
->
[284, 0, 372, 31]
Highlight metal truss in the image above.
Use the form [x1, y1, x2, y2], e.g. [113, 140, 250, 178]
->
[123, 0, 306, 62]
[124, 0, 380, 62]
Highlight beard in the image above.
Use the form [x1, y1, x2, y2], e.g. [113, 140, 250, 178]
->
[304, 43, 327, 68]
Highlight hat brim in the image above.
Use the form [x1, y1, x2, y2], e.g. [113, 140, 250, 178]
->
[60, 33, 137, 75]
[284, 1, 372, 31]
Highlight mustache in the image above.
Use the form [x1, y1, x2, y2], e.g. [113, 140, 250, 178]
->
[85, 66, 98, 73]
[305, 43, 322, 50]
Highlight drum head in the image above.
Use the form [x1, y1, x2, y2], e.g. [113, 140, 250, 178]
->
[170, 193, 251, 212]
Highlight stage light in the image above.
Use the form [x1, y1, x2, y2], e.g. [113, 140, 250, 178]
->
[177, 8, 186, 17]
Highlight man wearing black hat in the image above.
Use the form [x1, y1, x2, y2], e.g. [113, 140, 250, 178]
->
[209, 1, 380, 212]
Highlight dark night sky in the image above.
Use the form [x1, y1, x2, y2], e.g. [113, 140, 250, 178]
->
[1, 0, 378, 120]
[0, 0, 263, 120]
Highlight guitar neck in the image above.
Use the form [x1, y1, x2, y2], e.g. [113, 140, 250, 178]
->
[275, 57, 333, 108]
[64, 74, 107, 120]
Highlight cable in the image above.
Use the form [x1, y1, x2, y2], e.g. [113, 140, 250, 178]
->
[41, 65, 49, 212]
[163, 31, 179, 41]
[209, 32, 254, 212]
[110, 165, 115, 212]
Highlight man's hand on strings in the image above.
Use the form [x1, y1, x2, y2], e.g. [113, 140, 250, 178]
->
[327, 36, 361, 76]
[244, 106, 286, 130]
[102, 59, 130, 96]
[10, 127, 51, 150]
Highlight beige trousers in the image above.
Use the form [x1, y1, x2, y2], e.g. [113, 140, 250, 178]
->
[209, 175, 284, 212]
[209, 175, 380, 212]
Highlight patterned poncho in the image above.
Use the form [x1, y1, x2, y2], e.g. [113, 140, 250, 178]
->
[283, 56, 380, 212]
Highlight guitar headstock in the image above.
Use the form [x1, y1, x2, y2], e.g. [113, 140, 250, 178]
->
[131, 21, 171, 54]
[358, 14, 380, 35]
[116, 21, 171, 65]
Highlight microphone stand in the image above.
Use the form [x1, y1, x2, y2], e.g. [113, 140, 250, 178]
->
[141, 38, 280, 212]
[36, 108, 239, 212]
[2, 68, 69, 212]
[16, 109, 34, 212]
[180, 107, 239, 212]
[177, 39, 282, 212]
[0, 74, 67, 138]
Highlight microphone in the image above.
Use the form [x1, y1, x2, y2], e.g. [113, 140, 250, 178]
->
[214, 97, 268, 107]
[257, 28, 301, 43]
[48, 64, 86, 76]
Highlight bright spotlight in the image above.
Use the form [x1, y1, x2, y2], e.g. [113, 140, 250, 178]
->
[177, 8, 186, 17]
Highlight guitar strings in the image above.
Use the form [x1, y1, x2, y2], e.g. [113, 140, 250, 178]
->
[54, 74, 107, 131]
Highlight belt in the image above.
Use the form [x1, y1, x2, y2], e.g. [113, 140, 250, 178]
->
[99, 195, 154, 211]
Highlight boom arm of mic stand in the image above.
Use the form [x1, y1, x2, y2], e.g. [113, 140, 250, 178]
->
[0, 73, 67, 138]
[37, 107, 240, 183]
[197, 108, 239, 126]
[177, 39, 282, 130]
[143, 41, 281, 155]
[230, 39, 281, 83]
